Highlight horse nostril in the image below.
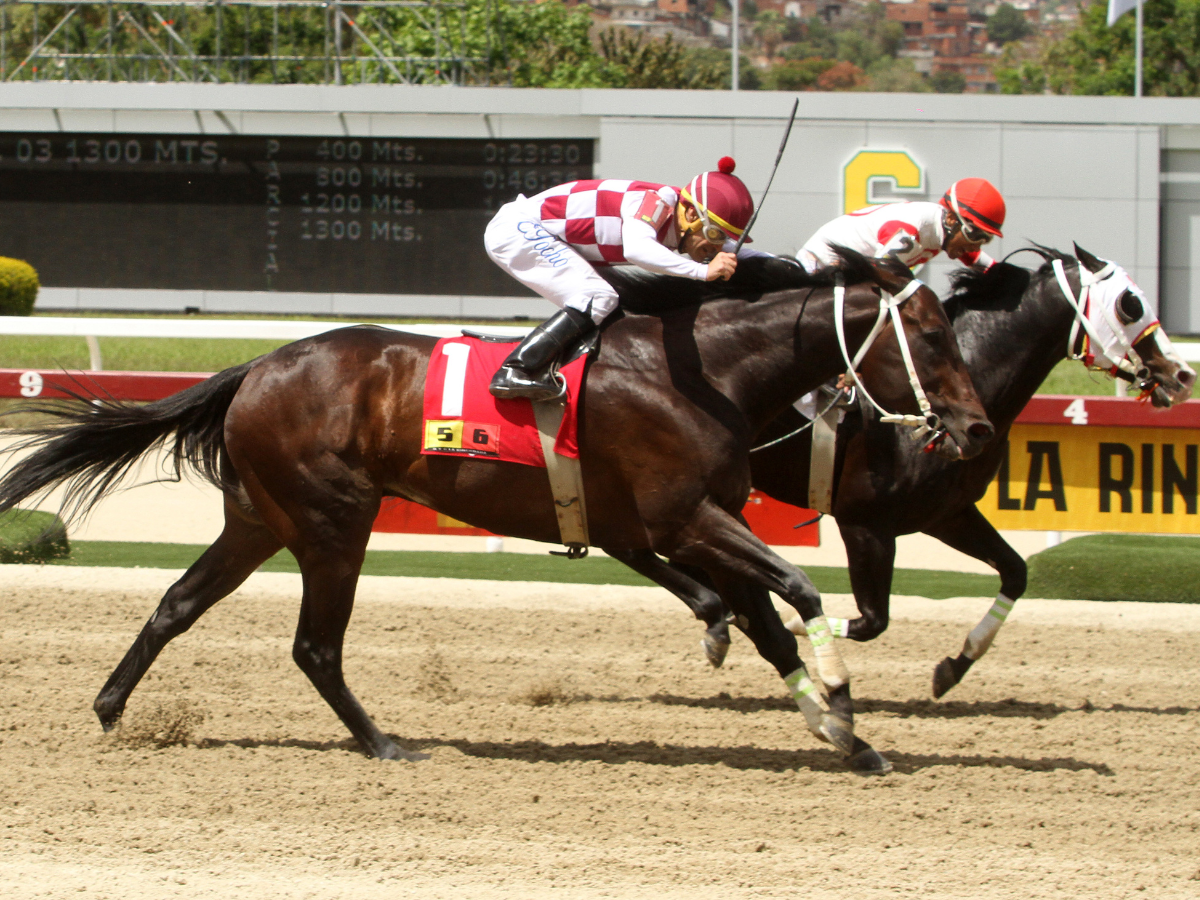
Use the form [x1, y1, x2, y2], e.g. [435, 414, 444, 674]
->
[968, 422, 995, 442]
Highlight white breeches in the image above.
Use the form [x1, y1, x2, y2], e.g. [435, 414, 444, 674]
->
[484, 200, 620, 325]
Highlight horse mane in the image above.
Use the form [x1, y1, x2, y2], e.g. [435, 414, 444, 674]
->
[943, 243, 1071, 320]
[599, 246, 886, 316]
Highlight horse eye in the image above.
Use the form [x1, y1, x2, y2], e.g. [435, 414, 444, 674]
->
[921, 328, 944, 346]
[1116, 291, 1144, 325]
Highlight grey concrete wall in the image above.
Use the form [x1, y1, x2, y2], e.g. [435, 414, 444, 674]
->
[2, 83, 1197, 324]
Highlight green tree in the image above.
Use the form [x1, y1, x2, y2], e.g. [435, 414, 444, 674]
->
[930, 68, 967, 92]
[598, 30, 726, 89]
[754, 10, 787, 59]
[763, 56, 837, 89]
[996, 0, 1200, 96]
[987, 3, 1033, 45]
[866, 57, 933, 91]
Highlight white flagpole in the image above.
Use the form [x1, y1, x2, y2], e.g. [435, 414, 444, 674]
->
[732, 0, 740, 92]
[1135, 0, 1143, 97]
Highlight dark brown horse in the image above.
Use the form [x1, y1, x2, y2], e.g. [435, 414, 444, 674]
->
[620, 245, 1194, 695]
[0, 252, 992, 774]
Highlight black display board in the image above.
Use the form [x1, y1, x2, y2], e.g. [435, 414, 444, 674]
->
[0, 134, 594, 295]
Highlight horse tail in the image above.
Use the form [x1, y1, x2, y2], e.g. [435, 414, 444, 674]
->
[0, 360, 255, 523]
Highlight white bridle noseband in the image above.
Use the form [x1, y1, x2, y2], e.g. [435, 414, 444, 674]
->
[833, 275, 941, 438]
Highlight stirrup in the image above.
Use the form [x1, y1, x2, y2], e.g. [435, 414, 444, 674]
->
[550, 543, 589, 559]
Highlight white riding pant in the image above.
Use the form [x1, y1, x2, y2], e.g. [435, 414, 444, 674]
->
[484, 199, 620, 325]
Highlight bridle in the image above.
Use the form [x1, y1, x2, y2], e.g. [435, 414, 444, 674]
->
[833, 275, 945, 444]
[1052, 258, 1155, 389]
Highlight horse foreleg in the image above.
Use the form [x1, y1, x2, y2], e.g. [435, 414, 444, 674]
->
[924, 505, 1026, 698]
[604, 547, 732, 667]
[93, 501, 283, 731]
[783, 523, 898, 643]
[662, 502, 889, 773]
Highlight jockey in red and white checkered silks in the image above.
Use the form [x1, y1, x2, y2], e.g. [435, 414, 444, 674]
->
[484, 157, 754, 401]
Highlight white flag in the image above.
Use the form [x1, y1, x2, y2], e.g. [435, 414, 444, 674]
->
[1107, 0, 1139, 26]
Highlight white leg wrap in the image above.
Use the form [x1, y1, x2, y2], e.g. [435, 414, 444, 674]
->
[824, 616, 850, 638]
[962, 593, 1015, 660]
[805, 615, 851, 690]
[784, 668, 827, 738]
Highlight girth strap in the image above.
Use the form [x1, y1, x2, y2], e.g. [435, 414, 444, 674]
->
[531, 397, 590, 557]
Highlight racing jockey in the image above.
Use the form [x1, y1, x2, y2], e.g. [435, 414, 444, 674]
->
[795, 177, 1006, 275]
[484, 157, 754, 401]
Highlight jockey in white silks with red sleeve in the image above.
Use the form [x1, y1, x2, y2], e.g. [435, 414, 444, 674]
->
[795, 177, 1006, 275]
[484, 157, 754, 401]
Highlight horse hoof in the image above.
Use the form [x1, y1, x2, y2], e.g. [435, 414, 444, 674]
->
[932, 654, 973, 699]
[819, 713, 856, 755]
[701, 634, 731, 668]
[375, 743, 431, 762]
[846, 743, 893, 776]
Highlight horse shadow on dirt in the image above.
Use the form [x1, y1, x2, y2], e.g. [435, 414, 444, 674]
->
[642, 693, 1197, 720]
[194, 734, 1113, 777]
[643, 692, 1070, 720]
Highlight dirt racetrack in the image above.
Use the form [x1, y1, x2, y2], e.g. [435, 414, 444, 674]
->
[2, 565, 1199, 900]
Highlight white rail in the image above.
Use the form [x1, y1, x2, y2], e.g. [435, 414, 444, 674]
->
[0, 316, 532, 370]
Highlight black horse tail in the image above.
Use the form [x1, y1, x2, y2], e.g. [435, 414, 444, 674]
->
[0, 360, 255, 524]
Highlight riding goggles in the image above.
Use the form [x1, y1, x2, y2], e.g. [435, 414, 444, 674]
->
[947, 183, 995, 245]
[959, 217, 993, 245]
[690, 217, 728, 245]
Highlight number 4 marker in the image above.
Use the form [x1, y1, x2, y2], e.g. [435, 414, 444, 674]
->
[1063, 398, 1088, 425]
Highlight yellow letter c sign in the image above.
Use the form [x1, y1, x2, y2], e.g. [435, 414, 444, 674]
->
[842, 150, 925, 215]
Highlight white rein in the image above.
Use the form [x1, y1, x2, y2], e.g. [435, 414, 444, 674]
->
[833, 275, 941, 438]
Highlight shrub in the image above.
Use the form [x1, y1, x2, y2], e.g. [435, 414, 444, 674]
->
[0, 509, 70, 564]
[0, 257, 39, 316]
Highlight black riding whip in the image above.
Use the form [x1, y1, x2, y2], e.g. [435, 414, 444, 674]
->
[733, 97, 799, 255]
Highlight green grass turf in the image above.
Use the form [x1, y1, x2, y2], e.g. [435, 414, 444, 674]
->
[43, 541, 1001, 599]
[0, 312, 525, 374]
[1026, 534, 1200, 603]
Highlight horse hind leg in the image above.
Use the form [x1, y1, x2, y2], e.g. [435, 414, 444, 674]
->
[93, 499, 284, 731]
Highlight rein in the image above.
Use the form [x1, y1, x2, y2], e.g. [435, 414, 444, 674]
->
[749, 389, 841, 453]
[833, 275, 941, 438]
[1052, 258, 1150, 383]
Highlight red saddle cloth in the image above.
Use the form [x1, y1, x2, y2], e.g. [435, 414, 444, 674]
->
[421, 336, 587, 468]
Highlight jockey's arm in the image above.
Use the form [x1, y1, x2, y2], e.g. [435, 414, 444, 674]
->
[958, 248, 997, 270]
[622, 218, 709, 279]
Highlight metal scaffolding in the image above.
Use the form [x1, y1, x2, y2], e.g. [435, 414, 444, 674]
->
[0, 0, 505, 84]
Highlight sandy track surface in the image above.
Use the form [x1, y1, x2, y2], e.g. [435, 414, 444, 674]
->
[2, 566, 1199, 899]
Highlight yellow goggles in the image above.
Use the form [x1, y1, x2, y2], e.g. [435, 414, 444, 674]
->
[688, 216, 727, 245]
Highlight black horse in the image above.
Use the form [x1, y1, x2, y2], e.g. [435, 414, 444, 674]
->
[615, 245, 1194, 694]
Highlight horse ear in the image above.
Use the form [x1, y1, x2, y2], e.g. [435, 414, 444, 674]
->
[1073, 243, 1105, 274]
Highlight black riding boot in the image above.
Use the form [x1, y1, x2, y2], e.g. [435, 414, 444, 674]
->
[489, 307, 594, 401]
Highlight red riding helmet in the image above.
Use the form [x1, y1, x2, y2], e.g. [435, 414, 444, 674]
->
[681, 156, 755, 243]
[941, 177, 1005, 238]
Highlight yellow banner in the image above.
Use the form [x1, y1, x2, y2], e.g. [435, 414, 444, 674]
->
[980, 424, 1200, 533]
